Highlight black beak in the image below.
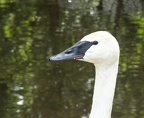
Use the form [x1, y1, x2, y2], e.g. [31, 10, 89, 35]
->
[49, 41, 93, 61]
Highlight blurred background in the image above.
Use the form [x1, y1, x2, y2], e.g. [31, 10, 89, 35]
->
[0, 0, 144, 118]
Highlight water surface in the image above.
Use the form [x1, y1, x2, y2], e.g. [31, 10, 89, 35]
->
[0, 0, 144, 118]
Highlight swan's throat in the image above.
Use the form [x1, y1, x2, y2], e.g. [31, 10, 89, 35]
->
[89, 62, 119, 118]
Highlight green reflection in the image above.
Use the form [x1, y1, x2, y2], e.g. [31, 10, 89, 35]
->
[0, 0, 144, 118]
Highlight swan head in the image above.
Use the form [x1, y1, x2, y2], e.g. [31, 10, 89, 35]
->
[49, 31, 119, 65]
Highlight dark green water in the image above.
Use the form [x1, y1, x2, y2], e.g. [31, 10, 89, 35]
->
[0, 0, 144, 118]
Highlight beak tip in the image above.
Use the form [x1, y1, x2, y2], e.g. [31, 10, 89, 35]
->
[49, 55, 64, 61]
[49, 58, 51, 61]
[49, 56, 56, 61]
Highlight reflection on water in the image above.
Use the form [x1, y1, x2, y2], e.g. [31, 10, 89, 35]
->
[0, 0, 144, 118]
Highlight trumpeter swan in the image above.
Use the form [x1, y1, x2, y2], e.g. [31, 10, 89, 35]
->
[49, 31, 120, 118]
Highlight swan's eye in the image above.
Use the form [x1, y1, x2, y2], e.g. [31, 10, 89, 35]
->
[93, 41, 98, 45]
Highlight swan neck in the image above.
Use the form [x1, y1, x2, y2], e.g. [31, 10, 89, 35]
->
[89, 62, 118, 118]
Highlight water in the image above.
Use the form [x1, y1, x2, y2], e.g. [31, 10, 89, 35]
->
[0, 0, 144, 118]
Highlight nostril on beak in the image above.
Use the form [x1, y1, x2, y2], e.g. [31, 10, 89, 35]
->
[65, 49, 73, 54]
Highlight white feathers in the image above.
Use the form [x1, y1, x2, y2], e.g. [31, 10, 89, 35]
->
[51, 31, 120, 118]
[81, 31, 119, 65]
[80, 31, 120, 118]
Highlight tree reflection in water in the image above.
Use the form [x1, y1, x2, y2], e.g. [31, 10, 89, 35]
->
[0, 0, 144, 118]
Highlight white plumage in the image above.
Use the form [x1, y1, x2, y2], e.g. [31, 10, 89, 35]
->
[50, 31, 120, 118]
